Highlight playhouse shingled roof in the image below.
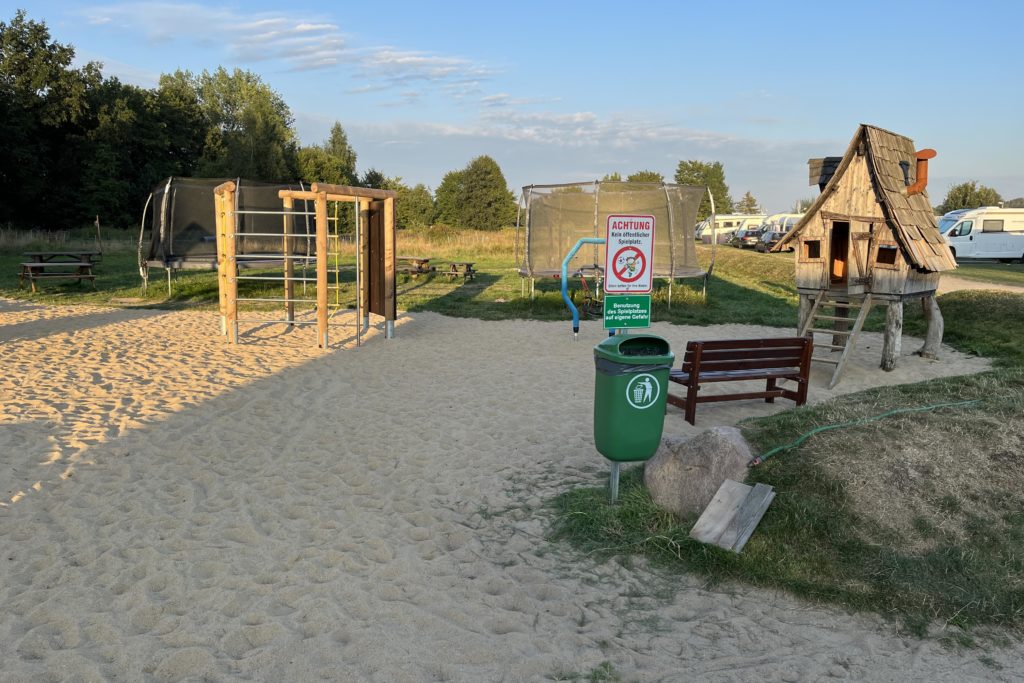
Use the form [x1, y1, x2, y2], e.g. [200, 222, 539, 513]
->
[776, 124, 956, 273]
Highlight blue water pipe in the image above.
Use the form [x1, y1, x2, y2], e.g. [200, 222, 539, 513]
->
[561, 237, 606, 339]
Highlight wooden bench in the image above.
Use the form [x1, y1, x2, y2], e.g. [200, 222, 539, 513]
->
[667, 337, 812, 425]
[398, 256, 435, 275]
[442, 261, 476, 281]
[19, 261, 96, 293]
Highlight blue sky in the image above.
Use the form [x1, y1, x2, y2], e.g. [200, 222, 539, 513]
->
[10, 1, 1024, 211]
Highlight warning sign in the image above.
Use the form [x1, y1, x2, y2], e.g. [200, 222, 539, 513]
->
[604, 214, 655, 293]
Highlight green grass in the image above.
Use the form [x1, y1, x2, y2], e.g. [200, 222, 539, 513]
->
[553, 290, 1024, 637]
[950, 262, 1024, 288]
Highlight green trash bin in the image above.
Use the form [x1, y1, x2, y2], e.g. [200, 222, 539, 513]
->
[593, 334, 674, 463]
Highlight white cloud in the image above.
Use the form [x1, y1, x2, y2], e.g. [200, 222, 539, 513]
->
[78, 2, 492, 86]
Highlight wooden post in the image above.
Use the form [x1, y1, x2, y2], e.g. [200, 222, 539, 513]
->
[916, 295, 944, 359]
[282, 196, 295, 325]
[383, 196, 396, 339]
[359, 200, 370, 329]
[224, 187, 238, 344]
[315, 192, 329, 348]
[832, 301, 851, 348]
[881, 300, 903, 371]
[797, 294, 812, 336]
[214, 192, 227, 336]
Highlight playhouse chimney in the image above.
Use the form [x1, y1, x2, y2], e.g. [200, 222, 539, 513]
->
[905, 148, 937, 196]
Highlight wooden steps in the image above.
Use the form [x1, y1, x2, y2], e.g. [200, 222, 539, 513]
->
[799, 290, 874, 388]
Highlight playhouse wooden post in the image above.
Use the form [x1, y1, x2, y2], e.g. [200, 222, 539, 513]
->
[315, 192, 329, 348]
[881, 301, 903, 371]
[917, 295, 944, 359]
[797, 294, 812, 335]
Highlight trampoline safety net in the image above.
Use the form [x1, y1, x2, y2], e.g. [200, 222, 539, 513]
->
[516, 181, 707, 279]
[141, 177, 315, 269]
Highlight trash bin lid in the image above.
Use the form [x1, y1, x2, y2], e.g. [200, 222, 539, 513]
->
[594, 334, 673, 364]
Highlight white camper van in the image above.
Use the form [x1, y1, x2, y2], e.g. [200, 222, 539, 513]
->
[941, 208, 1024, 262]
[696, 214, 767, 243]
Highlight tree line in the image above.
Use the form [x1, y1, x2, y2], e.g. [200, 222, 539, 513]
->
[0, 10, 520, 232]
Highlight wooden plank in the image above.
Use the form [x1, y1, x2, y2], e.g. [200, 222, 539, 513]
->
[311, 183, 398, 200]
[690, 480, 751, 546]
[718, 483, 776, 552]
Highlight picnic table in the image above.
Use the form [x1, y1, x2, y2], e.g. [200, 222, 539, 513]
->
[19, 251, 100, 292]
[398, 256, 436, 275]
[442, 261, 476, 281]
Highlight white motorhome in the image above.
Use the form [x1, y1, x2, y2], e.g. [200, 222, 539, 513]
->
[941, 208, 1024, 262]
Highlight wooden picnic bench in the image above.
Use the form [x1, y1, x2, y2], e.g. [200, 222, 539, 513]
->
[19, 260, 97, 292]
[667, 337, 812, 425]
[398, 256, 436, 275]
[442, 261, 476, 281]
[23, 250, 102, 264]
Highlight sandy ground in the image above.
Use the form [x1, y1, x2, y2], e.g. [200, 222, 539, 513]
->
[0, 298, 1019, 682]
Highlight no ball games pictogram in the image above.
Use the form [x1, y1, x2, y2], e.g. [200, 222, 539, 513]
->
[612, 246, 646, 283]
[604, 213, 655, 293]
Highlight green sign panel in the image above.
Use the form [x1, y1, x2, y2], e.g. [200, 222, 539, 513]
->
[603, 295, 651, 329]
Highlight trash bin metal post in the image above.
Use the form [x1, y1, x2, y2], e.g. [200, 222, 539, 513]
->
[561, 237, 606, 339]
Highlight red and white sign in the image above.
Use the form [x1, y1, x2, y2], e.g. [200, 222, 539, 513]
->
[604, 214, 655, 293]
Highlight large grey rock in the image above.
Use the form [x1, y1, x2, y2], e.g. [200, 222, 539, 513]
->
[643, 426, 752, 517]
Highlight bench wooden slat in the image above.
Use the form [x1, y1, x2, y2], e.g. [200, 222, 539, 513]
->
[684, 357, 804, 373]
[668, 337, 812, 425]
[685, 347, 807, 362]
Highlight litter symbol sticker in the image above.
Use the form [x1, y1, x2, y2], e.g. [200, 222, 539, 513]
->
[605, 214, 654, 293]
[625, 373, 660, 409]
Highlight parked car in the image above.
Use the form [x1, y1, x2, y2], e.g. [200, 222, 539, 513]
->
[755, 230, 789, 252]
[729, 228, 762, 248]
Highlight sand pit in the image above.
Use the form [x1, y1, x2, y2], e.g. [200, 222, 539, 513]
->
[0, 299, 1019, 681]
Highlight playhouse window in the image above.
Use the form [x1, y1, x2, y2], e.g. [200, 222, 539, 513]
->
[876, 245, 899, 266]
[802, 240, 821, 260]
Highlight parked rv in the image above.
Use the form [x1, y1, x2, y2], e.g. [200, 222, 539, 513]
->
[695, 214, 766, 243]
[941, 208, 1024, 262]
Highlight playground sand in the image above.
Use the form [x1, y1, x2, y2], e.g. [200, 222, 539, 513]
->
[1, 299, 1018, 681]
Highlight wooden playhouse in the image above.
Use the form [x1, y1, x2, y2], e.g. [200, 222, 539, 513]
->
[773, 124, 956, 387]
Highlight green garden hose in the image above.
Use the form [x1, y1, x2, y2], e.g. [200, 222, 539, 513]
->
[748, 399, 982, 466]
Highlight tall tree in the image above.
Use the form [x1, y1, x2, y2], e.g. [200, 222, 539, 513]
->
[382, 177, 435, 229]
[937, 181, 1003, 214]
[435, 156, 516, 230]
[359, 168, 387, 189]
[324, 122, 357, 184]
[296, 147, 347, 185]
[736, 191, 761, 214]
[627, 170, 664, 183]
[0, 10, 102, 226]
[189, 67, 297, 181]
[674, 160, 733, 219]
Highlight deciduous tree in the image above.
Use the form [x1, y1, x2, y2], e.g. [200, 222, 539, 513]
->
[435, 156, 516, 230]
[937, 181, 1003, 214]
[673, 160, 733, 219]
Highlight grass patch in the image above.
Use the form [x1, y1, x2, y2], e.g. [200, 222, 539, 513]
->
[553, 372, 1024, 636]
[949, 261, 1024, 288]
